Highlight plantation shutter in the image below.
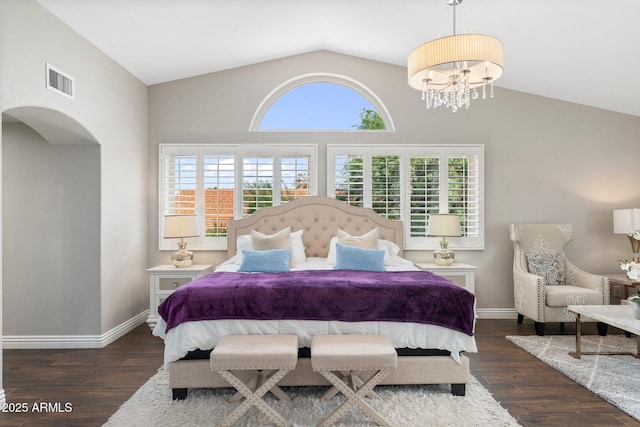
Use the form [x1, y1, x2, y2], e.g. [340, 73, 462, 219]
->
[334, 154, 364, 206]
[281, 155, 312, 202]
[447, 151, 481, 238]
[242, 156, 274, 217]
[371, 155, 401, 220]
[409, 156, 440, 237]
[162, 153, 196, 216]
[328, 144, 483, 250]
[203, 154, 235, 237]
[160, 144, 317, 250]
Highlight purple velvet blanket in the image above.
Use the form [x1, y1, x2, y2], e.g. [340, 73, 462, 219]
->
[158, 270, 475, 336]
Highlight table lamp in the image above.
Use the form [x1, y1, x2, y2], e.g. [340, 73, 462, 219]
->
[164, 215, 199, 268]
[427, 214, 461, 266]
[613, 208, 640, 263]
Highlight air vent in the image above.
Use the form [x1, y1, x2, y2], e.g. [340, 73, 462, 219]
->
[46, 63, 74, 99]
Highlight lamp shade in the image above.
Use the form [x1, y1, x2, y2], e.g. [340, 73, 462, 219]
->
[613, 209, 640, 234]
[427, 214, 461, 237]
[163, 215, 199, 239]
[408, 34, 504, 91]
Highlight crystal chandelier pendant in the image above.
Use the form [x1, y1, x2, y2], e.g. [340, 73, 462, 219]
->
[407, 0, 504, 112]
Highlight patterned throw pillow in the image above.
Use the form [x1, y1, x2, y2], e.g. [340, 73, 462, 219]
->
[526, 252, 566, 285]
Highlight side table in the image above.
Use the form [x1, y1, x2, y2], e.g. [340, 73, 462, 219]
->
[146, 264, 214, 330]
[415, 263, 477, 294]
[607, 273, 639, 301]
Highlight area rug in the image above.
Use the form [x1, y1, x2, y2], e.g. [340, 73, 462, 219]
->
[104, 369, 520, 426]
[506, 335, 640, 421]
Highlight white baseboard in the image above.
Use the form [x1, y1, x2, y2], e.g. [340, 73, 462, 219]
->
[476, 308, 518, 319]
[2, 310, 149, 349]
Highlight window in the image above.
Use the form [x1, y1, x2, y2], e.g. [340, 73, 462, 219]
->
[250, 73, 394, 131]
[242, 155, 274, 215]
[260, 82, 384, 130]
[328, 145, 484, 250]
[160, 144, 317, 250]
[204, 154, 235, 236]
[372, 155, 401, 220]
[334, 154, 364, 204]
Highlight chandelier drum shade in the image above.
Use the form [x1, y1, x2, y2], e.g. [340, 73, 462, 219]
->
[408, 0, 504, 112]
[407, 34, 504, 91]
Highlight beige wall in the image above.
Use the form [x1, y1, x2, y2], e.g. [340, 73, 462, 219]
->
[149, 50, 640, 314]
[0, 0, 149, 346]
[2, 122, 100, 334]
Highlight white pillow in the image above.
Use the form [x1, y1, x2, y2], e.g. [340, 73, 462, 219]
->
[235, 234, 253, 263]
[234, 229, 306, 266]
[378, 238, 400, 255]
[326, 236, 339, 264]
[289, 229, 306, 266]
[337, 228, 379, 248]
[251, 227, 291, 250]
[378, 239, 403, 266]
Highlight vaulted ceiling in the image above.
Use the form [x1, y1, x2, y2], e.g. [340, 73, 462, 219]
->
[36, 0, 640, 116]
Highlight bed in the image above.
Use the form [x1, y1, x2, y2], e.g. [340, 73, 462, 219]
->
[153, 196, 477, 399]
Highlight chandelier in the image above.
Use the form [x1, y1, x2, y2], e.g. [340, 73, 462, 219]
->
[407, 0, 504, 112]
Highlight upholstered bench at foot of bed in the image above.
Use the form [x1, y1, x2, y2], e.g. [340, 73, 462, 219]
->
[210, 334, 298, 427]
[169, 352, 469, 399]
[311, 334, 398, 427]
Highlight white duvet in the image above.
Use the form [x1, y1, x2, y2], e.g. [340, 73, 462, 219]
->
[153, 257, 478, 367]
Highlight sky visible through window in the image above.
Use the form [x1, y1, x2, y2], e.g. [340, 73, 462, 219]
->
[259, 82, 377, 130]
[167, 82, 380, 192]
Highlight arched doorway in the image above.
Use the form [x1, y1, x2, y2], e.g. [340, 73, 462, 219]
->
[2, 106, 101, 341]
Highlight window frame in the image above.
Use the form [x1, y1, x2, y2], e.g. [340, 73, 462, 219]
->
[249, 73, 395, 132]
[159, 144, 318, 251]
[327, 144, 484, 250]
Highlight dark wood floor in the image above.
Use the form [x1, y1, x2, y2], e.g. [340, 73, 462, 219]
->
[0, 325, 164, 426]
[472, 319, 640, 427]
[0, 319, 638, 426]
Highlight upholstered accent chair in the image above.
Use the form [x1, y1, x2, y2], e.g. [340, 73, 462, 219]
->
[510, 224, 610, 336]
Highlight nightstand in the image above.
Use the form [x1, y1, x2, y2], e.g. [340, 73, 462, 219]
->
[146, 264, 214, 330]
[415, 262, 477, 294]
[606, 273, 639, 303]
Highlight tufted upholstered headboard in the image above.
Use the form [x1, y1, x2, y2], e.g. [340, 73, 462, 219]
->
[227, 196, 403, 259]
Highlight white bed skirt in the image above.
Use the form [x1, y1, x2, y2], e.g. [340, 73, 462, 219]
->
[153, 317, 477, 368]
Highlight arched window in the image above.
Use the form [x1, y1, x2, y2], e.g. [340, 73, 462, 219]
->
[250, 73, 394, 131]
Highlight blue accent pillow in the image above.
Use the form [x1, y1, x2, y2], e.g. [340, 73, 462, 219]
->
[333, 243, 386, 272]
[238, 249, 292, 273]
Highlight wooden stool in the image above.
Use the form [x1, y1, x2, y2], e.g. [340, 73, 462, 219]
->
[311, 334, 397, 427]
[210, 334, 298, 427]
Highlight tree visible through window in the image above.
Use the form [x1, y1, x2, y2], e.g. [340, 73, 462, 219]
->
[355, 108, 385, 130]
[160, 145, 316, 250]
[329, 145, 484, 250]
